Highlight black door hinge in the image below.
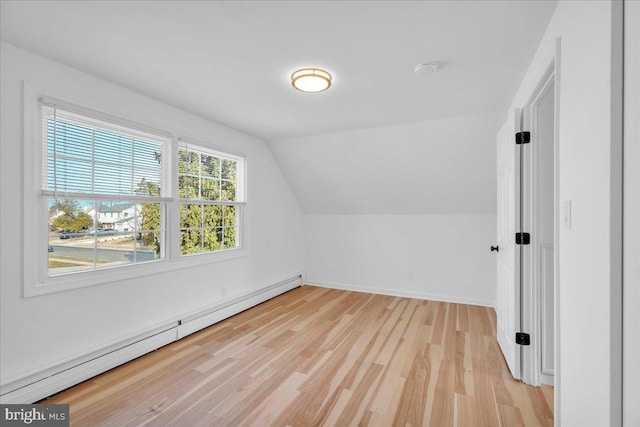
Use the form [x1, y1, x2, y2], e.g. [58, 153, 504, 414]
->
[515, 232, 530, 245]
[515, 131, 531, 145]
[515, 332, 531, 345]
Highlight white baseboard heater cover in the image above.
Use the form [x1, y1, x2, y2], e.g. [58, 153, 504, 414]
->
[0, 275, 302, 404]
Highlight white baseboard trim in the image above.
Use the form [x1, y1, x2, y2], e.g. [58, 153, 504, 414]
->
[306, 280, 494, 308]
[0, 274, 302, 404]
[0, 329, 177, 405]
[177, 276, 302, 339]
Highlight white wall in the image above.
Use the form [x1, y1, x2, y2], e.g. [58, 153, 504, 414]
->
[505, 1, 622, 425]
[271, 113, 500, 308]
[0, 42, 304, 386]
[305, 215, 496, 307]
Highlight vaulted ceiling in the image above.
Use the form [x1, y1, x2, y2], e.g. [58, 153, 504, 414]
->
[1, 1, 556, 140]
[1, 0, 557, 214]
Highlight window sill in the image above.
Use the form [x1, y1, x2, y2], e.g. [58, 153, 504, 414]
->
[25, 248, 250, 298]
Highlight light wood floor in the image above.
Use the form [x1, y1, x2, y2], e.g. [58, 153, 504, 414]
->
[43, 286, 553, 426]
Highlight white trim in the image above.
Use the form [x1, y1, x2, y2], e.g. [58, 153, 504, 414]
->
[553, 38, 562, 427]
[40, 95, 172, 140]
[23, 83, 249, 297]
[1, 274, 302, 403]
[26, 248, 250, 297]
[177, 276, 302, 338]
[41, 191, 173, 204]
[23, 82, 41, 301]
[623, 1, 640, 425]
[540, 244, 555, 387]
[0, 330, 178, 405]
[178, 136, 246, 162]
[306, 280, 494, 308]
[521, 61, 557, 387]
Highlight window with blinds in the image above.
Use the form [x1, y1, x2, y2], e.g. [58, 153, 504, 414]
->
[42, 101, 171, 276]
[178, 142, 244, 255]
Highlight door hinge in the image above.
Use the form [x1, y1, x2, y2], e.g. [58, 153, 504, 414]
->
[515, 131, 531, 145]
[515, 332, 531, 345]
[515, 232, 530, 245]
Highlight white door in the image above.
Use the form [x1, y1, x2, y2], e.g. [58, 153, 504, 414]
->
[525, 76, 555, 385]
[522, 74, 555, 386]
[495, 111, 521, 380]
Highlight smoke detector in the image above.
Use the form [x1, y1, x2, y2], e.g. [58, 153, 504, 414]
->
[414, 62, 438, 74]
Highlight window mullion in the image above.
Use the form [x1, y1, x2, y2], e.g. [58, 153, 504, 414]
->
[221, 204, 225, 250]
[91, 130, 98, 269]
[170, 138, 180, 260]
[198, 152, 202, 200]
[91, 129, 96, 193]
[130, 136, 135, 196]
[53, 105, 57, 199]
[133, 203, 138, 263]
[41, 190, 170, 203]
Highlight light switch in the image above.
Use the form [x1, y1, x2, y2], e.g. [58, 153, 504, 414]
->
[563, 200, 572, 229]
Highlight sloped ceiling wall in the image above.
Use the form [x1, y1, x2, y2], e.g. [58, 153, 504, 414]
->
[268, 112, 503, 214]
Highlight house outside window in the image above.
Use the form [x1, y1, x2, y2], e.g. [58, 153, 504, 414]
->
[43, 103, 170, 276]
[27, 95, 246, 295]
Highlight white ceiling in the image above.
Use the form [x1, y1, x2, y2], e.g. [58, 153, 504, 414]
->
[0, 0, 557, 141]
[269, 111, 504, 214]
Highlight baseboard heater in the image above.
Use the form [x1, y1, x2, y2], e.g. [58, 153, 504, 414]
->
[0, 275, 302, 404]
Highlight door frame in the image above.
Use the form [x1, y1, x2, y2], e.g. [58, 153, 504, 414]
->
[520, 62, 557, 387]
[623, 0, 640, 424]
[495, 113, 523, 381]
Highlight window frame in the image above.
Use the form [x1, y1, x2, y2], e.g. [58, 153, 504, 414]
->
[23, 84, 248, 297]
[41, 101, 173, 277]
[173, 139, 246, 258]
[174, 138, 246, 259]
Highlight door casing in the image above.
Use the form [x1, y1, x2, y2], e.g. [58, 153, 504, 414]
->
[520, 63, 557, 387]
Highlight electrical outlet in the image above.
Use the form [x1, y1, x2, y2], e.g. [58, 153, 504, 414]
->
[408, 271, 415, 282]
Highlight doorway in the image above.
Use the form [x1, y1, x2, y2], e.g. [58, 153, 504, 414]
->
[521, 66, 556, 387]
[495, 58, 558, 390]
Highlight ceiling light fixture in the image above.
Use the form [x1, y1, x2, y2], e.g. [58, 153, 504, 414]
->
[414, 62, 438, 74]
[291, 68, 332, 93]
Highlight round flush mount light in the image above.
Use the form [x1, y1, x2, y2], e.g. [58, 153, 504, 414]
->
[414, 62, 438, 74]
[291, 68, 332, 93]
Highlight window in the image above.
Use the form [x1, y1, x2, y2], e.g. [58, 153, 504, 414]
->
[31, 96, 246, 290]
[42, 102, 170, 276]
[178, 143, 243, 255]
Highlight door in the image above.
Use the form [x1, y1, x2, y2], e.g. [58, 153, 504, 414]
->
[522, 72, 555, 386]
[495, 110, 521, 380]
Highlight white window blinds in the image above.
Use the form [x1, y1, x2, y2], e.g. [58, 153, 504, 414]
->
[41, 100, 171, 201]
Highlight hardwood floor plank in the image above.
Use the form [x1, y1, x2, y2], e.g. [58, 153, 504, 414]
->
[526, 386, 554, 427]
[41, 286, 553, 426]
[457, 303, 470, 333]
[429, 359, 455, 426]
[392, 346, 430, 426]
[499, 404, 526, 427]
[541, 385, 554, 413]
[454, 330, 468, 395]
[454, 392, 477, 427]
